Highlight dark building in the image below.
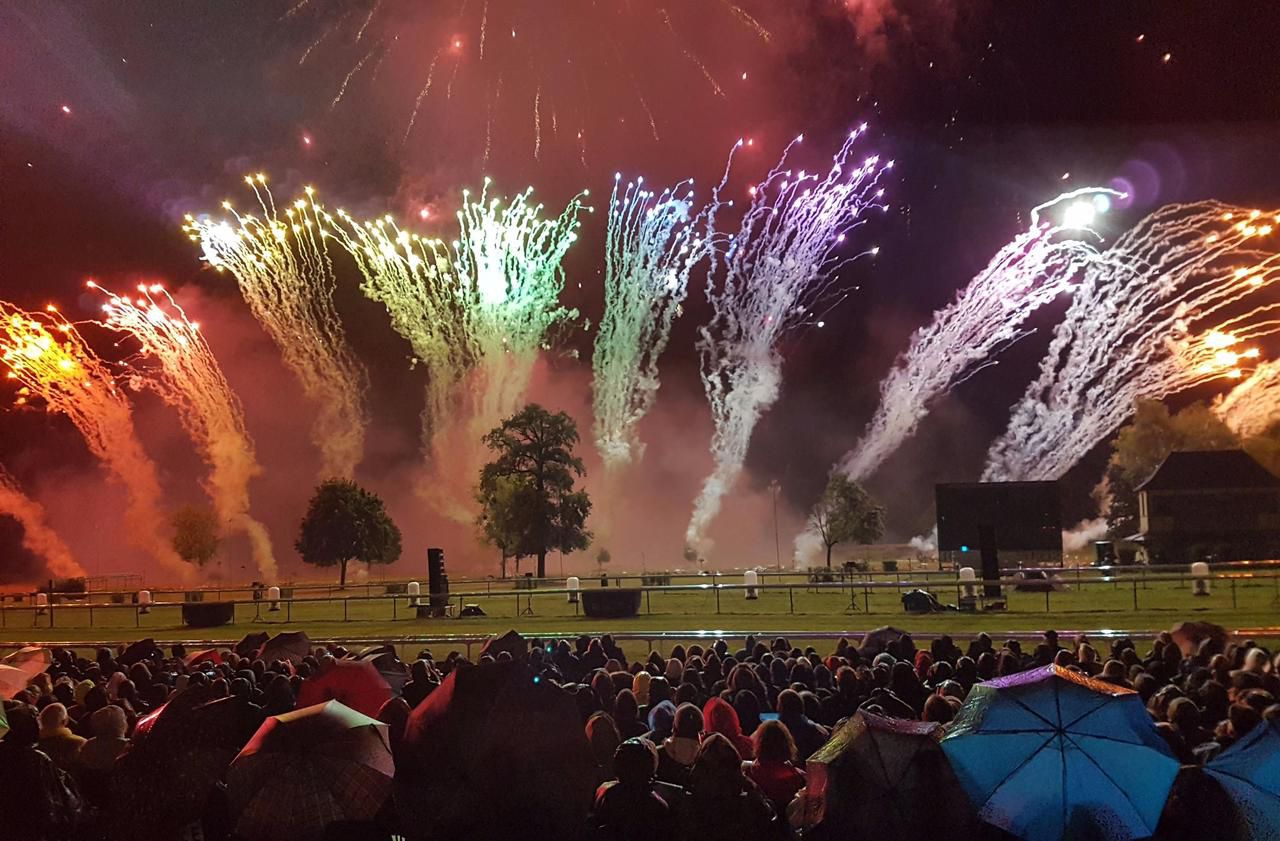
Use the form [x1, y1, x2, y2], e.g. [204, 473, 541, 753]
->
[935, 481, 1062, 570]
[1137, 449, 1280, 564]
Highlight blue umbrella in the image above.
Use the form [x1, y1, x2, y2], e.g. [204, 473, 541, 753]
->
[941, 665, 1179, 841]
[1204, 721, 1280, 840]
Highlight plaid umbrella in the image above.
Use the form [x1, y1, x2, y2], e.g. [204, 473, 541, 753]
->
[258, 631, 312, 666]
[1204, 721, 1280, 840]
[942, 665, 1179, 841]
[297, 658, 392, 717]
[803, 710, 973, 839]
[228, 700, 393, 841]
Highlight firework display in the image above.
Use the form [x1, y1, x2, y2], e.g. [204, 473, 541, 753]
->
[686, 127, 892, 551]
[593, 173, 712, 468]
[984, 203, 1280, 481]
[329, 179, 587, 518]
[834, 190, 1117, 483]
[292, 0, 771, 163]
[1216, 358, 1280, 437]
[0, 302, 185, 578]
[0, 464, 82, 578]
[183, 176, 370, 479]
[93, 282, 277, 581]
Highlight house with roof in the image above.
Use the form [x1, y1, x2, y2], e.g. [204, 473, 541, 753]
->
[1136, 449, 1280, 564]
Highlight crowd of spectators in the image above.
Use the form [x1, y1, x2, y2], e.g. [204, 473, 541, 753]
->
[1, 626, 1277, 840]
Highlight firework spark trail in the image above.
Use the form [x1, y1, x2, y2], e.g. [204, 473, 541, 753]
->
[593, 173, 714, 468]
[1216, 358, 1280, 437]
[183, 176, 369, 479]
[0, 465, 81, 578]
[834, 190, 1117, 483]
[658, 7, 725, 97]
[687, 127, 892, 552]
[330, 48, 377, 108]
[984, 202, 1280, 482]
[93, 282, 277, 581]
[402, 48, 442, 144]
[329, 209, 473, 459]
[0, 302, 184, 580]
[453, 179, 589, 442]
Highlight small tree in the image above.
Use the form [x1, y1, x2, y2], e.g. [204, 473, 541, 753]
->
[171, 505, 220, 568]
[596, 548, 611, 574]
[296, 479, 402, 587]
[809, 474, 886, 569]
[477, 404, 592, 578]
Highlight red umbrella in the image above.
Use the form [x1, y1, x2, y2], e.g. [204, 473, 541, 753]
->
[184, 648, 223, 667]
[228, 701, 393, 841]
[297, 658, 391, 718]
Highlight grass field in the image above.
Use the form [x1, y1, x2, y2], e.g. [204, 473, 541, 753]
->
[3, 573, 1278, 649]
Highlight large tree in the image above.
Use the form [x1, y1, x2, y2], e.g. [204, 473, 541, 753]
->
[477, 404, 592, 578]
[1105, 400, 1239, 537]
[171, 505, 220, 568]
[809, 474, 886, 568]
[296, 479, 402, 587]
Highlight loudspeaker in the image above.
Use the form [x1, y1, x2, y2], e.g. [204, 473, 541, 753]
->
[427, 547, 449, 616]
[979, 525, 1001, 598]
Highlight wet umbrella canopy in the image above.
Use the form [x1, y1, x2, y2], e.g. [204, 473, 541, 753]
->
[942, 665, 1179, 841]
[396, 659, 595, 840]
[805, 710, 973, 840]
[1204, 721, 1280, 840]
[228, 700, 393, 841]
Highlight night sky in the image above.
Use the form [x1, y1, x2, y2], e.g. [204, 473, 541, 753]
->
[3, 2, 1280, 579]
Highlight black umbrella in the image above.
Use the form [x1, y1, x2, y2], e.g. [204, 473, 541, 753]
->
[861, 626, 914, 659]
[110, 693, 263, 841]
[236, 632, 270, 658]
[118, 638, 161, 666]
[396, 660, 594, 841]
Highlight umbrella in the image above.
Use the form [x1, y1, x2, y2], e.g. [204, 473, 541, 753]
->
[228, 700, 393, 841]
[0, 664, 31, 698]
[109, 691, 262, 841]
[184, 647, 224, 667]
[1204, 721, 1280, 840]
[803, 711, 973, 839]
[0, 701, 8, 739]
[397, 659, 595, 840]
[479, 629, 528, 661]
[1170, 621, 1228, 657]
[296, 658, 392, 717]
[258, 631, 312, 665]
[236, 631, 270, 658]
[942, 665, 1179, 841]
[861, 626, 914, 659]
[2, 645, 51, 679]
[118, 638, 161, 666]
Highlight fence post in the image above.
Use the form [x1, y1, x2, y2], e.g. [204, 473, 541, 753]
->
[88, 605, 94, 628]
[344, 599, 349, 622]
[1231, 577, 1237, 609]
[393, 597, 397, 621]
[1045, 589, 1051, 612]
[715, 583, 721, 614]
[863, 584, 870, 613]
[135, 607, 140, 628]
[1132, 579, 1138, 611]
[646, 589, 651, 614]
[789, 586, 794, 614]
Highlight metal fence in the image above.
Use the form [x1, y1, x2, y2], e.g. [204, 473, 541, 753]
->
[3, 568, 1278, 632]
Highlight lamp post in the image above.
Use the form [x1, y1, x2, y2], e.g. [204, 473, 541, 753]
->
[768, 480, 781, 568]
